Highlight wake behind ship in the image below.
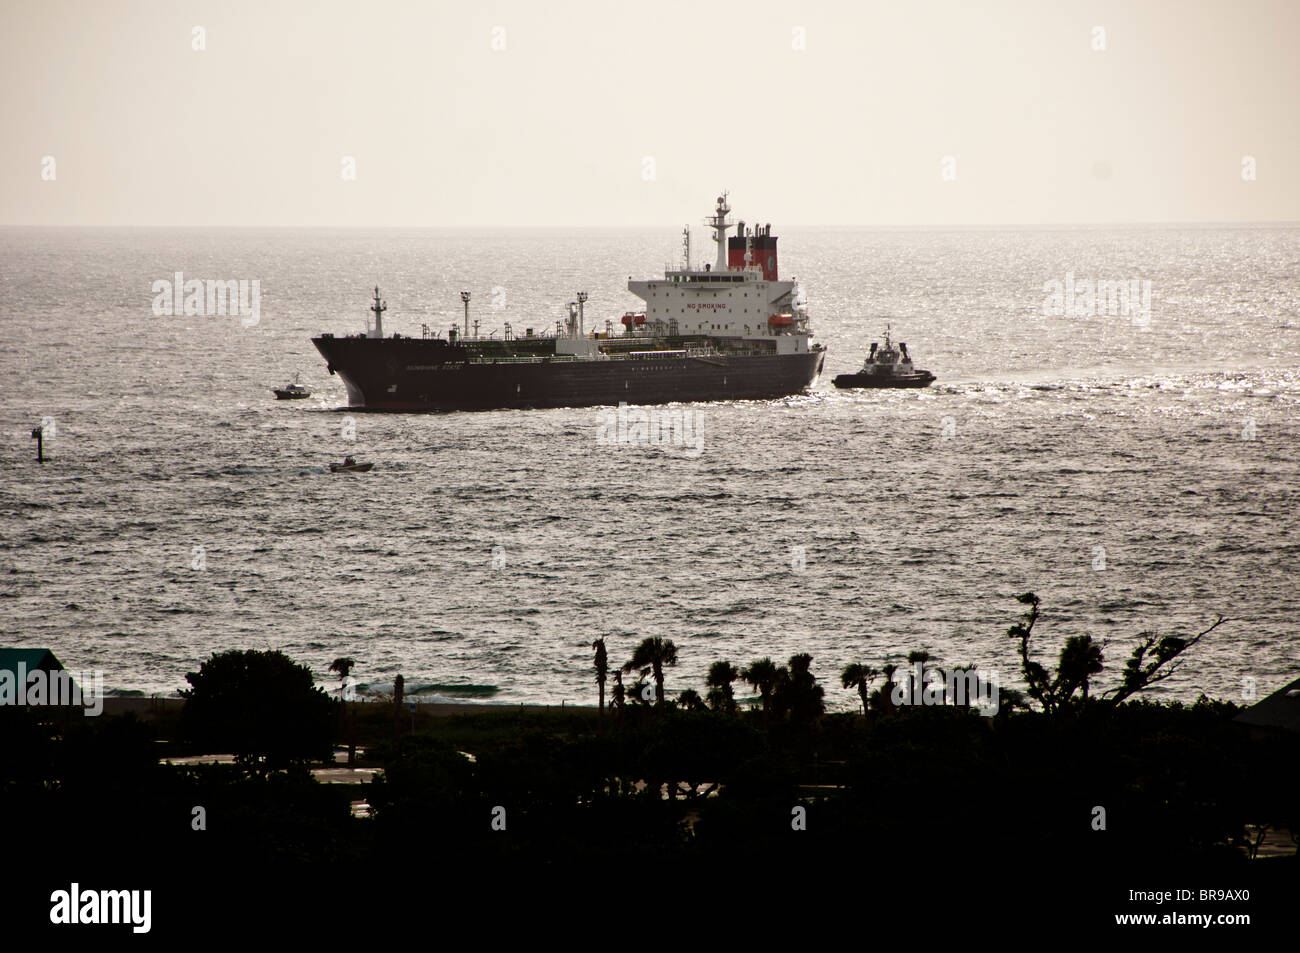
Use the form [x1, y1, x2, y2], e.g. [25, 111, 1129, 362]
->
[312, 195, 825, 411]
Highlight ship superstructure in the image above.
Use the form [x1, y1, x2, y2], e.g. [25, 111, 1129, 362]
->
[619, 193, 812, 354]
[312, 194, 825, 411]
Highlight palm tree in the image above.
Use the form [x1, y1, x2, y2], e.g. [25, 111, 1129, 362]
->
[627, 676, 652, 706]
[907, 649, 935, 704]
[841, 663, 878, 716]
[329, 657, 356, 765]
[741, 657, 780, 718]
[1057, 635, 1104, 703]
[706, 660, 740, 714]
[676, 689, 707, 712]
[871, 663, 900, 715]
[782, 653, 825, 725]
[592, 638, 608, 726]
[623, 637, 678, 708]
[328, 657, 356, 701]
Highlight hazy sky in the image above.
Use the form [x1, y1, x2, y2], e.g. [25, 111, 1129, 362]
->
[2, 0, 1296, 226]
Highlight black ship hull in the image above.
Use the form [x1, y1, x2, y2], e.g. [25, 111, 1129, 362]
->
[313, 336, 826, 411]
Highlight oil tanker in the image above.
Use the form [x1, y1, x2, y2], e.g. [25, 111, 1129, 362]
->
[312, 195, 825, 411]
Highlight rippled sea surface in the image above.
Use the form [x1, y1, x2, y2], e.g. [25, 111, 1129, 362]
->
[2, 225, 1298, 708]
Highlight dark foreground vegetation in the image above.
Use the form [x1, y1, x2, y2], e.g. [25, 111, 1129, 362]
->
[4, 595, 1296, 933]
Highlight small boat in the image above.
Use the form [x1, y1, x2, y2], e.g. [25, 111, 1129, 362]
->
[832, 324, 936, 389]
[273, 374, 312, 400]
[329, 457, 373, 473]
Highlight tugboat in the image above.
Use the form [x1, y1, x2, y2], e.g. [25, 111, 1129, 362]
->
[273, 373, 312, 400]
[329, 456, 373, 473]
[832, 325, 935, 389]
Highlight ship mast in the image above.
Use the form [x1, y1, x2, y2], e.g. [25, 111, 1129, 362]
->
[369, 286, 386, 339]
[706, 193, 732, 271]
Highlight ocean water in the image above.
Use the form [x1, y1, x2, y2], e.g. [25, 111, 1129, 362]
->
[2, 225, 1298, 709]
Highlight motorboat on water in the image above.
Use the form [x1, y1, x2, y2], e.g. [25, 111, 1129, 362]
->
[329, 456, 373, 473]
[273, 374, 312, 400]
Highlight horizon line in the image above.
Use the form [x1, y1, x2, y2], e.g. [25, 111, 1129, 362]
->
[3, 220, 1298, 230]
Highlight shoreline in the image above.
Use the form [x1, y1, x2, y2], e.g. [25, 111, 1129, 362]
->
[98, 697, 589, 720]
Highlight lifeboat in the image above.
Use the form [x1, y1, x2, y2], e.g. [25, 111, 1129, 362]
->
[621, 312, 646, 328]
[768, 314, 794, 328]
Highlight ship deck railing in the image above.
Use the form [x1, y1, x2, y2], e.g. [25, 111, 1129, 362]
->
[465, 354, 582, 364]
[464, 347, 741, 364]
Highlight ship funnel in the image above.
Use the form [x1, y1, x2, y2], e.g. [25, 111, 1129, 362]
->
[728, 221, 779, 280]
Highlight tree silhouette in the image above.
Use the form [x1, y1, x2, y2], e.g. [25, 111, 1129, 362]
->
[180, 649, 333, 768]
[611, 670, 625, 711]
[623, 638, 678, 709]
[905, 649, 936, 705]
[841, 663, 878, 716]
[777, 654, 825, 725]
[706, 661, 740, 714]
[675, 689, 707, 712]
[1008, 591, 1226, 713]
[328, 657, 355, 700]
[328, 657, 357, 764]
[592, 638, 608, 727]
[1102, 618, 1226, 707]
[741, 657, 781, 722]
[870, 663, 900, 716]
[627, 676, 652, 706]
[1056, 635, 1104, 702]
[1006, 593, 1056, 711]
